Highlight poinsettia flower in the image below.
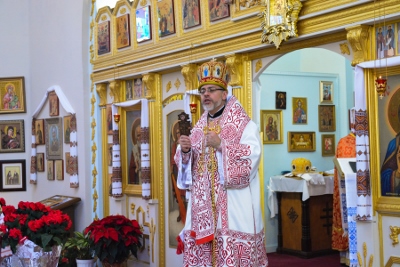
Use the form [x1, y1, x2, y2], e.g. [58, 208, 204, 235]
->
[1, 205, 16, 215]
[8, 228, 22, 240]
[1, 200, 72, 253]
[85, 214, 142, 264]
[0, 224, 7, 234]
[0, 197, 5, 206]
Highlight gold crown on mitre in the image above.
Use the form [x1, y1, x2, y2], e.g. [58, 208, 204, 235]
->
[291, 158, 312, 175]
[197, 59, 230, 90]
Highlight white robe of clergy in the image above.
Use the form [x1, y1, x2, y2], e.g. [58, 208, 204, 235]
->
[175, 96, 268, 267]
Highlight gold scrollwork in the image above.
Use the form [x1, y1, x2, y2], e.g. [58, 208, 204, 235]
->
[258, 0, 302, 49]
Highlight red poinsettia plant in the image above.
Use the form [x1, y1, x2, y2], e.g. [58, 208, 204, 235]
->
[84, 215, 142, 265]
[0, 198, 72, 253]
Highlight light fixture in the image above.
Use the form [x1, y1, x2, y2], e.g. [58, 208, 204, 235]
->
[373, 0, 388, 99]
[375, 76, 387, 99]
[189, 102, 197, 113]
[114, 113, 120, 123]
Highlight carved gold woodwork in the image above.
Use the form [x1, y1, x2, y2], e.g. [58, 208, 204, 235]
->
[142, 73, 158, 99]
[181, 63, 198, 91]
[345, 25, 370, 66]
[357, 242, 373, 267]
[91, 93, 96, 116]
[109, 80, 122, 103]
[390, 225, 400, 246]
[174, 78, 181, 89]
[162, 94, 184, 107]
[385, 256, 400, 267]
[92, 166, 97, 188]
[130, 203, 136, 214]
[255, 59, 263, 73]
[90, 20, 94, 41]
[340, 42, 351, 55]
[258, 0, 303, 49]
[150, 218, 156, 263]
[225, 54, 243, 87]
[95, 83, 108, 107]
[239, 0, 261, 8]
[136, 205, 150, 227]
[91, 142, 97, 164]
[166, 81, 171, 92]
[91, 117, 96, 140]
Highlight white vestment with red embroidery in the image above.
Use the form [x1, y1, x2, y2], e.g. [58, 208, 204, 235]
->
[175, 96, 268, 267]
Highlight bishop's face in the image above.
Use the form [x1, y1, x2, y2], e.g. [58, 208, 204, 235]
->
[200, 85, 227, 115]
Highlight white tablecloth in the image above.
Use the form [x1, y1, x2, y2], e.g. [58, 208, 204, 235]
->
[268, 174, 334, 218]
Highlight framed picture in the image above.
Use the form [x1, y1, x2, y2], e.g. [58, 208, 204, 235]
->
[47, 160, 54, 180]
[49, 91, 59, 116]
[45, 118, 63, 160]
[136, 6, 152, 43]
[65, 152, 70, 175]
[318, 105, 336, 132]
[116, 14, 131, 49]
[183, 0, 201, 29]
[0, 76, 26, 114]
[106, 104, 113, 135]
[320, 81, 333, 104]
[260, 110, 283, 144]
[35, 119, 45, 145]
[288, 131, 316, 152]
[126, 109, 141, 186]
[157, 0, 175, 37]
[37, 153, 45, 172]
[275, 91, 286, 109]
[0, 159, 26, 192]
[97, 21, 110, 55]
[321, 134, 335, 156]
[209, 0, 230, 21]
[55, 159, 64, 181]
[167, 109, 186, 247]
[133, 78, 143, 99]
[121, 104, 143, 195]
[376, 24, 395, 59]
[267, 0, 286, 26]
[126, 80, 133, 100]
[108, 143, 113, 166]
[292, 97, 307, 124]
[0, 119, 25, 153]
[64, 115, 71, 144]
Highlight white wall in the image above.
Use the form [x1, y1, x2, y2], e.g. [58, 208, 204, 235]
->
[0, 0, 93, 233]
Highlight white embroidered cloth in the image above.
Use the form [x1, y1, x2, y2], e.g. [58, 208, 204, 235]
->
[268, 174, 334, 218]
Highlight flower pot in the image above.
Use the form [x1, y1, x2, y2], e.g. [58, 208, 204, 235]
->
[76, 258, 96, 267]
[18, 245, 62, 267]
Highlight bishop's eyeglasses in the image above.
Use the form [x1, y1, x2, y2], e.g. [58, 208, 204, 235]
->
[198, 87, 224, 95]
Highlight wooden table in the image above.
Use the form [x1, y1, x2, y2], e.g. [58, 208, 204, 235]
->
[268, 174, 335, 258]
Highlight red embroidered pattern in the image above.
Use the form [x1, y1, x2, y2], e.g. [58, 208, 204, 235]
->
[332, 134, 355, 251]
[182, 228, 268, 267]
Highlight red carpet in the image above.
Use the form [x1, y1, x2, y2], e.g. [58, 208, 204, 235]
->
[267, 252, 343, 267]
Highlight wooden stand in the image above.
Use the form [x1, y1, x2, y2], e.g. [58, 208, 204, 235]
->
[40, 195, 81, 235]
[276, 192, 334, 258]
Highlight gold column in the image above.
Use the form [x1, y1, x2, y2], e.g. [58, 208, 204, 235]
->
[142, 72, 165, 267]
[346, 25, 371, 66]
[225, 53, 253, 118]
